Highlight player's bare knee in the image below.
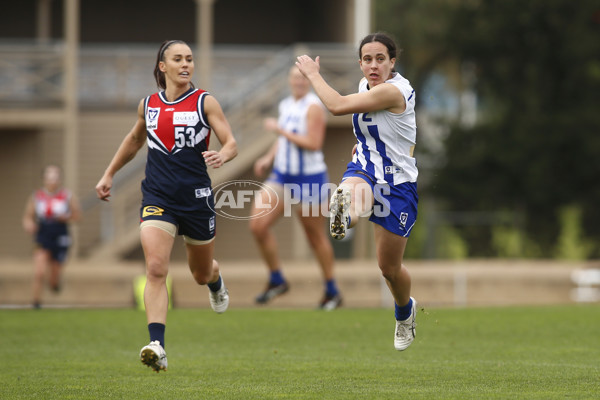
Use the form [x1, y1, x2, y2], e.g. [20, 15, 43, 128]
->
[306, 229, 326, 249]
[191, 270, 211, 285]
[249, 218, 269, 239]
[192, 274, 207, 285]
[145, 259, 168, 281]
[379, 263, 400, 282]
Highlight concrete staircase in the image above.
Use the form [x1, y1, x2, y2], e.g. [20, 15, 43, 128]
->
[76, 44, 362, 262]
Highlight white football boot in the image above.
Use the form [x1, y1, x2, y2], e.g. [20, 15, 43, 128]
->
[140, 340, 168, 372]
[394, 297, 417, 351]
[329, 187, 351, 240]
[209, 277, 229, 314]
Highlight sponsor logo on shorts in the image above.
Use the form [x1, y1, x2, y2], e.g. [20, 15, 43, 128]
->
[57, 235, 71, 247]
[399, 212, 408, 227]
[142, 205, 164, 218]
[209, 216, 215, 232]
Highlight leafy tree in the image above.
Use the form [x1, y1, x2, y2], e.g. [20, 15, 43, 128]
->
[376, 0, 600, 257]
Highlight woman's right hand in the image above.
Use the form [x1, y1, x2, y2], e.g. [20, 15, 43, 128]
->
[264, 117, 279, 133]
[253, 156, 272, 178]
[95, 175, 113, 201]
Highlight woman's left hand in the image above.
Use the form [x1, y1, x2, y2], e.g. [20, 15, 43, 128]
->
[203, 150, 224, 168]
[264, 117, 279, 133]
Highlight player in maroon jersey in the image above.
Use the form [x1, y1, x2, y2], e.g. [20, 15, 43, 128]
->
[95, 40, 237, 372]
[22, 165, 81, 309]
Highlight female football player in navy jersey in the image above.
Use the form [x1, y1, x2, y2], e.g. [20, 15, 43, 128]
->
[95, 40, 237, 372]
[296, 33, 419, 351]
[22, 165, 81, 309]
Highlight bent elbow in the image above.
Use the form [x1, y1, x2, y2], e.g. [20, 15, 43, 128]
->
[328, 106, 347, 117]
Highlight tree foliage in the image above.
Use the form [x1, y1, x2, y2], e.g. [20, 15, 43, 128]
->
[375, 0, 600, 257]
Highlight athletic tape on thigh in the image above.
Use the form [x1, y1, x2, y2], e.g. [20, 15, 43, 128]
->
[140, 219, 177, 237]
[183, 235, 215, 245]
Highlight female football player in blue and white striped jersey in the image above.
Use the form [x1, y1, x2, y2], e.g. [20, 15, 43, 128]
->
[296, 32, 418, 351]
[250, 66, 342, 310]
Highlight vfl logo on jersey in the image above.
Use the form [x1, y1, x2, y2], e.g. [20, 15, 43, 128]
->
[142, 205, 164, 218]
[173, 111, 199, 126]
[399, 212, 408, 228]
[146, 107, 160, 130]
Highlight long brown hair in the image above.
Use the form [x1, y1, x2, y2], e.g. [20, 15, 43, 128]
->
[153, 40, 194, 90]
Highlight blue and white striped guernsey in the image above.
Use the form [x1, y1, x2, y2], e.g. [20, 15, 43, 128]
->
[272, 92, 327, 176]
[351, 72, 418, 186]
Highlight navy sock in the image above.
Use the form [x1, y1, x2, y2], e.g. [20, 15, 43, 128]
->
[270, 270, 285, 285]
[395, 298, 413, 321]
[325, 279, 339, 296]
[207, 275, 222, 292]
[148, 322, 165, 348]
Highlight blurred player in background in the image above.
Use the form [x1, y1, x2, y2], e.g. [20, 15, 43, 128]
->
[249, 66, 342, 310]
[296, 32, 419, 350]
[95, 39, 237, 372]
[22, 165, 81, 309]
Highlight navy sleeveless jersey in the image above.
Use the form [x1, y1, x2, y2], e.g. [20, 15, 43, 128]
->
[142, 88, 213, 212]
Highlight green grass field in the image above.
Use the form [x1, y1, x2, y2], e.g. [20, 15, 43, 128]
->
[1, 305, 598, 399]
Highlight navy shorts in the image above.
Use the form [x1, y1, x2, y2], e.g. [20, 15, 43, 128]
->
[267, 169, 331, 204]
[140, 200, 216, 242]
[36, 222, 70, 262]
[342, 162, 418, 237]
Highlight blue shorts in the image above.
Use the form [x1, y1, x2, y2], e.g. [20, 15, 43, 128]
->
[140, 200, 216, 241]
[267, 169, 331, 204]
[342, 162, 418, 237]
[36, 221, 70, 262]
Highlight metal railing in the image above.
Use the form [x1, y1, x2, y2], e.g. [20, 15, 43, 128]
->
[0, 41, 361, 110]
[0, 40, 361, 258]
